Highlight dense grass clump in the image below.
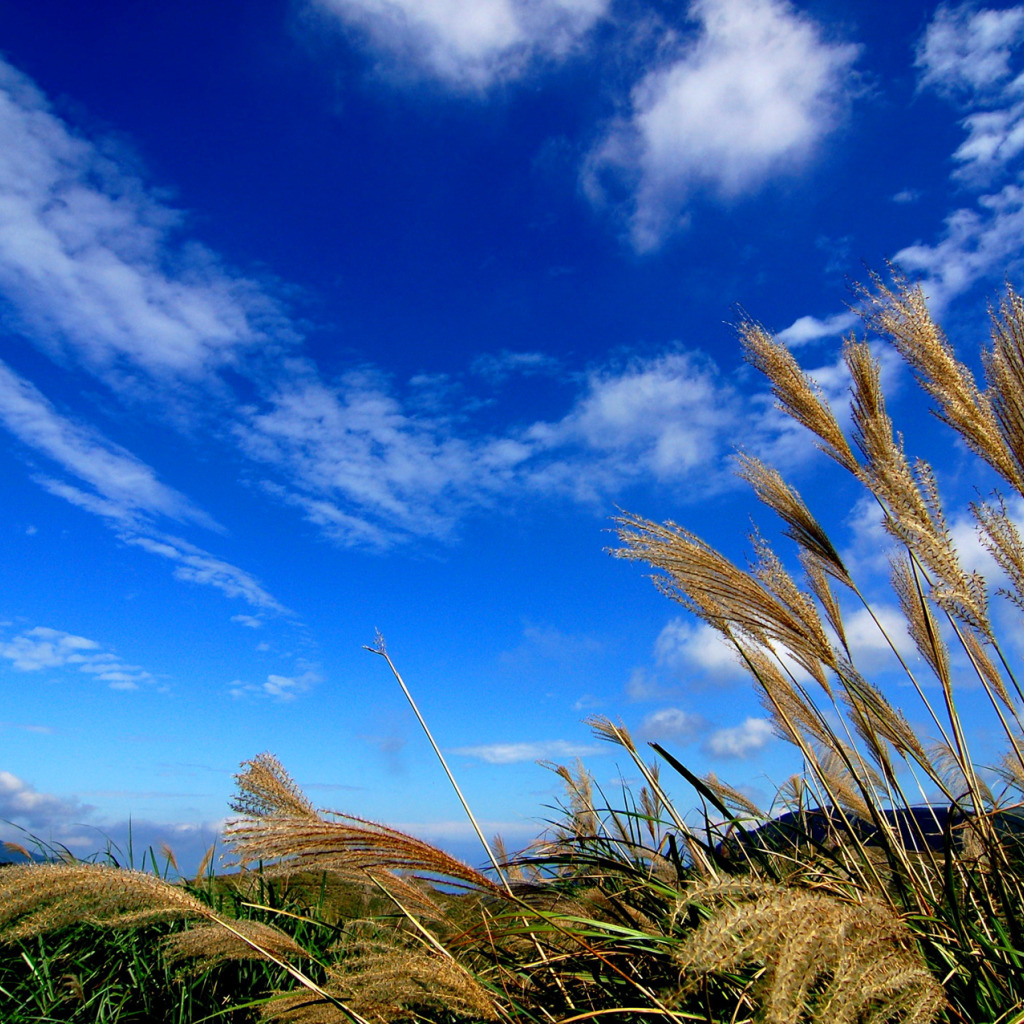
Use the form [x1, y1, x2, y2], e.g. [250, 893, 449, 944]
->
[3, 272, 1024, 1023]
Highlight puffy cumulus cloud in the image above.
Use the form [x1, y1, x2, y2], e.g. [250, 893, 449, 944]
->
[451, 740, 606, 764]
[309, 0, 608, 90]
[0, 58, 283, 384]
[0, 625, 152, 690]
[654, 618, 744, 684]
[0, 770, 88, 829]
[703, 717, 774, 758]
[583, 0, 858, 251]
[916, 3, 1024, 98]
[841, 605, 913, 673]
[640, 707, 704, 741]
[524, 351, 742, 498]
[775, 311, 858, 348]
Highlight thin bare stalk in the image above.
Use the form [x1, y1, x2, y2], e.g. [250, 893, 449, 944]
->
[364, 633, 511, 893]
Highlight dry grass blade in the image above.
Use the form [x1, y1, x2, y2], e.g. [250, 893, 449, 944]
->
[838, 664, 929, 766]
[739, 318, 859, 473]
[845, 338, 990, 634]
[927, 742, 993, 805]
[861, 269, 1019, 493]
[615, 513, 836, 689]
[801, 550, 849, 654]
[737, 454, 851, 586]
[985, 286, 1024, 494]
[741, 642, 834, 751]
[752, 532, 838, 691]
[702, 773, 765, 819]
[673, 879, 944, 1024]
[163, 918, 310, 972]
[232, 753, 319, 820]
[546, 758, 600, 841]
[0, 863, 213, 942]
[890, 554, 951, 692]
[324, 938, 500, 1024]
[815, 748, 877, 823]
[227, 812, 502, 903]
[973, 497, 1024, 615]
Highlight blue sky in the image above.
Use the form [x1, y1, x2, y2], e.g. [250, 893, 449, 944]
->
[2, 0, 1024, 871]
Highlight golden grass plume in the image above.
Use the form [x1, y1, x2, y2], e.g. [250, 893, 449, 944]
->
[674, 879, 945, 1024]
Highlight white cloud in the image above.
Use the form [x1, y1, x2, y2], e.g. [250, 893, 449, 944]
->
[0, 625, 152, 690]
[241, 349, 749, 547]
[0, 358, 214, 527]
[916, 3, 1024, 97]
[0, 58, 281, 383]
[583, 0, 858, 251]
[895, 5, 1024, 304]
[894, 184, 1024, 312]
[775, 311, 858, 348]
[452, 740, 606, 764]
[654, 618, 744, 682]
[703, 716, 774, 757]
[0, 769, 87, 829]
[471, 349, 561, 383]
[236, 364, 502, 546]
[625, 667, 666, 702]
[0, 54, 813, 559]
[841, 605, 912, 672]
[230, 669, 322, 702]
[124, 533, 287, 612]
[309, 0, 608, 89]
[29, 479, 287, 613]
[953, 100, 1024, 180]
[231, 614, 263, 629]
[524, 351, 742, 497]
[640, 707, 703, 741]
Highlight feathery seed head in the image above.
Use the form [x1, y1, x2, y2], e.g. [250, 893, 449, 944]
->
[740, 319, 859, 473]
[164, 918, 309, 973]
[674, 879, 944, 1024]
[232, 753, 319, 821]
[0, 863, 213, 942]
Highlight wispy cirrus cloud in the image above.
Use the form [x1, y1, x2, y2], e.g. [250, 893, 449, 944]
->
[583, 0, 858, 251]
[0, 59, 284, 385]
[894, 183, 1024, 312]
[229, 668, 322, 702]
[883, 3, 1024, 310]
[0, 51, 789, 560]
[239, 349, 753, 547]
[0, 358, 215, 528]
[0, 371, 285, 612]
[0, 625, 153, 690]
[452, 740, 606, 764]
[307, 0, 608, 90]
